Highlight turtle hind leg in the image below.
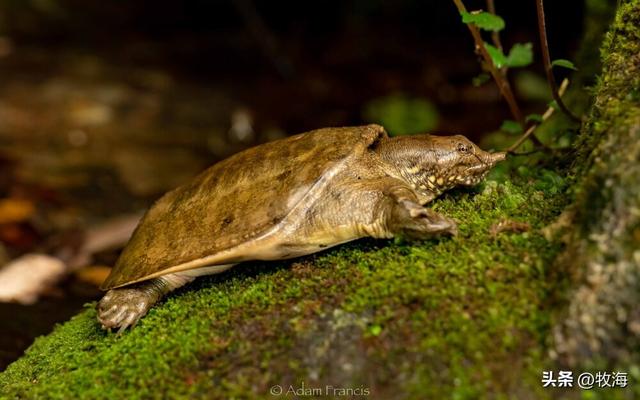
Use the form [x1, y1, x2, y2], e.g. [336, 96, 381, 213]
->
[97, 274, 193, 334]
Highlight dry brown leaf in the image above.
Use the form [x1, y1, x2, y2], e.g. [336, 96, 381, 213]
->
[0, 254, 66, 304]
[490, 219, 531, 237]
[0, 198, 35, 224]
[74, 265, 112, 286]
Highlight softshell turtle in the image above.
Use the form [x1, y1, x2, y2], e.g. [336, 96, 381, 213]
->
[98, 124, 505, 332]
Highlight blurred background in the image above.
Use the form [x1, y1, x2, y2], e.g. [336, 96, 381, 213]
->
[0, 0, 584, 369]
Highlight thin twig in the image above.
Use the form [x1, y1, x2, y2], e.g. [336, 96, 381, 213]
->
[508, 148, 547, 156]
[535, 0, 581, 122]
[486, 0, 510, 81]
[486, 0, 503, 51]
[453, 0, 545, 146]
[452, 0, 524, 126]
[507, 78, 570, 153]
[233, 0, 294, 79]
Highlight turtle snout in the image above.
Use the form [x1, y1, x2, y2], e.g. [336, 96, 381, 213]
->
[487, 152, 506, 165]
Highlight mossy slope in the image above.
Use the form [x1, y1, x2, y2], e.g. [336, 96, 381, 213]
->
[0, 163, 570, 399]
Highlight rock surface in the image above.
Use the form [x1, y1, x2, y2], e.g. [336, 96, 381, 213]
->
[552, 0, 640, 367]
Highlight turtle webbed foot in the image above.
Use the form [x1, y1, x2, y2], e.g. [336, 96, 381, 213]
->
[97, 287, 157, 334]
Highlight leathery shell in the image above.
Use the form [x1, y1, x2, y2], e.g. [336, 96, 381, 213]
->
[100, 125, 386, 289]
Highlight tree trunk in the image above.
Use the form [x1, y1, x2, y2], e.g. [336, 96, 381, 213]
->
[552, 0, 640, 366]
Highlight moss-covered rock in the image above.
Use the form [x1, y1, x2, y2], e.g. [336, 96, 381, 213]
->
[0, 162, 571, 399]
[552, 0, 640, 369]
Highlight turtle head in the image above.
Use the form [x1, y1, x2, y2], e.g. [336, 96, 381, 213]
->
[379, 133, 506, 194]
[423, 134, 506, 188]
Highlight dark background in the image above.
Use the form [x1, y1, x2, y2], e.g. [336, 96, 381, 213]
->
[0, 0, 584, 134]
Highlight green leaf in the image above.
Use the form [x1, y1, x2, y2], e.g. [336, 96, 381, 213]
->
[551, 59, 578, 71]
[548, 100, 559, 110]
[525, 113, 544, 123]
[484, 43, 507, 68]
[506, 43, 533, 68]
[500, 120, 523, 134]
[472, 73, 490, 87]
[461, 11, 505, 32]
[485, 42, 533, 69]
[533, 169, 565, 194]
[368, 324, 382, 336]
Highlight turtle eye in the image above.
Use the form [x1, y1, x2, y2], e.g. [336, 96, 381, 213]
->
[457, 142, 471, 153]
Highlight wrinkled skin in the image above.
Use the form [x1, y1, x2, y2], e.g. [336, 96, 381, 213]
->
[97, 284, 162, 334]
[97, 125, 505, 332]
[374, 133, 506, 196]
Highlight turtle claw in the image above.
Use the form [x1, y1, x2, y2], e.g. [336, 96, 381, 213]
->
[98, 304, 121, 320]
[96, 287, 158, 333]
[390, 199, 458, 239]
[117, 312, 141, 335]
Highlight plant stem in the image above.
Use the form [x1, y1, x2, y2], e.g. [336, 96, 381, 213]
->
[486, 0, 510, 79]
[452, 0, 544, 146]
[507, 78, 570, 153]
[451, 0, 526, 125]
[486, 0, 503, 51]
[535, 0, 581, 122]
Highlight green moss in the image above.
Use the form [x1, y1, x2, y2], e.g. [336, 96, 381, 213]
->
[0, 158, 573, 399]
[573, 0, 640, 173]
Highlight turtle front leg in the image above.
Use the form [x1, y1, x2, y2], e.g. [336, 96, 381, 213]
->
[382, 186, 458, 239]
[97, 274, 193, 334]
